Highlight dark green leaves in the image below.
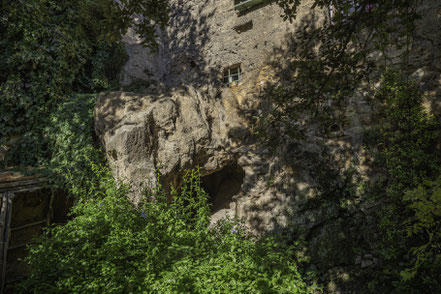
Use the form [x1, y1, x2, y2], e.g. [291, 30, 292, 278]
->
[0, 0, 167, 189]
[257, 0, 420, 146]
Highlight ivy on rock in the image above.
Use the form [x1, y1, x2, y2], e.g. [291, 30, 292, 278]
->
[0, 0, 169, 188]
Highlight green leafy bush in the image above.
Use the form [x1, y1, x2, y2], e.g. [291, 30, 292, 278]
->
[0, 0, 167, 169]
[44, 93, 106, 195]
[374, 70, 441, 200]
[20, 168, 318, 293]
[400, 178, 441, 287]
[368, 70, 441, 292]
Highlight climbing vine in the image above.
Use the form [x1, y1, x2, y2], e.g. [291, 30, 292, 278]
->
[367, 70, 441, 292]
[0, 0, 169, 191]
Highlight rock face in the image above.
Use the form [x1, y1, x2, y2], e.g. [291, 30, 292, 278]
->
[95, 0, 441, 290]
[95, 87, 244, 200]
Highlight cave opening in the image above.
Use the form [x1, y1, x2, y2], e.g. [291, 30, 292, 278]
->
[201, 163, 245, 213]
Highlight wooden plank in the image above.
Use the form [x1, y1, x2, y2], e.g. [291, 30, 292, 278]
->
[0, 186, 44, 194]
[0, 175, 41, 184]
[1, 192, 14, 294]
[0, 172, 44, 183]
[0, 178, 48, 190]
[0, 196, 5, 271]
[0, 194, 7, 266]
[0, 171, 47, 194]
[7, 242, 30, 251]
[11, 220, 47, 232]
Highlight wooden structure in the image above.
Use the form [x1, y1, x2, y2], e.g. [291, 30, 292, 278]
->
[0, 171, 70, 293]
[0, 192, 13, 294]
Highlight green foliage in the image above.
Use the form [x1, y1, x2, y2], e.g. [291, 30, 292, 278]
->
[19, 169, 318, 293]
[256, 0, 420, 146]
[44, 94, 106, 195]
[77, 43, 128, 92]
[368, 70, 441, 292]
[0, 0, 168, 170]
[400, 178, 441, 287]
[375, 70, 441, 200]
[1, 0, 91, 165]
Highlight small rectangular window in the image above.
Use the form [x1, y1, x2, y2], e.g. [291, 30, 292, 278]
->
[234, 0, 269, 12]
[329, 1, 376, 20]
[223, 66, 242, 87]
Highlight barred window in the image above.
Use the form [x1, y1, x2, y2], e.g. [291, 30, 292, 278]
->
[329, 1, 376, 20]
[223, 66, 242, 87]
[234, 0, 269, 12]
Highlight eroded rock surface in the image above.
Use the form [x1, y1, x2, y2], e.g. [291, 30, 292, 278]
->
[94, 87, 250, 202]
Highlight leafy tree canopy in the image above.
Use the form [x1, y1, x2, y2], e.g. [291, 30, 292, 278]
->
[256, 0, 421, 146]
[0, 0, 169, 171]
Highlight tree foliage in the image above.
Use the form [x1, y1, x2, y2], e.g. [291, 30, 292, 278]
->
[374, 71, 440, 200]
[259, 1, 441, 291]
[401, 177, 441, 285]
[369, 71, 441, 292]
[0, 0, 169, 168]
[256, 0, 421, 146]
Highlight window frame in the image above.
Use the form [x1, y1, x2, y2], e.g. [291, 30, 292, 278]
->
[223, 66, 242, 87]
[234, 0, 269, 12]
[328, 1, 376, 20]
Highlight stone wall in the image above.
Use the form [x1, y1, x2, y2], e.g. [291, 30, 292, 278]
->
[122, 0, 319, 89]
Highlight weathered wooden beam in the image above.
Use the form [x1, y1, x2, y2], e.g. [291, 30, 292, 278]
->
[1, 192, 14, 294]
[0, 173, 44, 183]
[7, 242, 32, 251]
[10, 220, 47, 232]
[0, 178, 48, 191]
[0, 171, 48, 194]
[0, 186, 44, 194]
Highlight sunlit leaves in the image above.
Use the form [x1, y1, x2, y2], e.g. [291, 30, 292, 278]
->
[22, 168, 317, 293]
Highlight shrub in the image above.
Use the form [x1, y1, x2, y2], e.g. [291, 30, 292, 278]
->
[368, 70, 441, 292]
[400, 177, 441, 288]
[374, 70, 440, 201]
[19, 168, 318, 293]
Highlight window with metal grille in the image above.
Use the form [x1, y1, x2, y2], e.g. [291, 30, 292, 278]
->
[329, 1, 376, 20]
[234, 0, 269, 12]
[223, 66, 242, 87]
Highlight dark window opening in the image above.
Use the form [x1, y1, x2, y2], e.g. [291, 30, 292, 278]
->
[201, 163, 245, 214]
[233, 20, 253, 33]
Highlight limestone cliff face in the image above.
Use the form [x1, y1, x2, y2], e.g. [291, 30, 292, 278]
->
[99, 0, 321, 227]
[94, 87, 242, 201]
[95, 0, 441, 282]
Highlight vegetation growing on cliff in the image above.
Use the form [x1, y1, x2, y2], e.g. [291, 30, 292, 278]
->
[20, 168, 319, 293]
[1, 0, 441, 292]
[0, 0, 169, 189]
[368, 71, 441, 292]
[257, 0, 441, 292]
